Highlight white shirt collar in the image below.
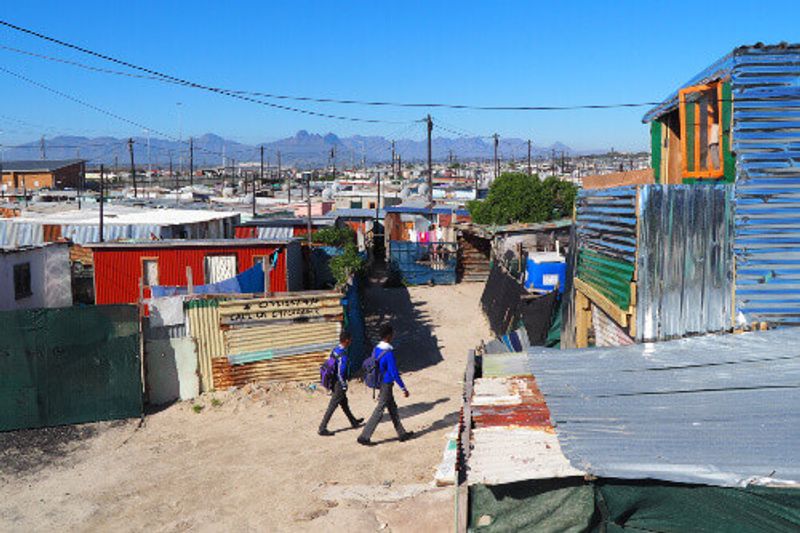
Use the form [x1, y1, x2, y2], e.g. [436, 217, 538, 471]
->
[377, 341, 393, 351]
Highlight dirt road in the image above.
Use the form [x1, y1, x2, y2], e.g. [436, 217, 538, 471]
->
[0, 282, 489, 532]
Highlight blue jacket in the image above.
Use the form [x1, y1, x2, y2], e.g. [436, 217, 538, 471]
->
[375, 342, 406, 390]
[332, 345, 349, 388]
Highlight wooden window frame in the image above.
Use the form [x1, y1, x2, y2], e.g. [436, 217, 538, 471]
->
[140, 257, 159, 287]
[679, 82, 725, 179]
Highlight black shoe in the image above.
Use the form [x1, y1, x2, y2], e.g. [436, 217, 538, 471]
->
[351, 417, 365, 428]
[357, 437, 375, 446]
[318, 429, 334, 436]
[399, 431, 415, 442]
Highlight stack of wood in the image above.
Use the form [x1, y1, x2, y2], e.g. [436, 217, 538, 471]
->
[458, 233, 491, 283]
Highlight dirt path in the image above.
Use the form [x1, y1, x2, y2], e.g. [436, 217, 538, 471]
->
[0, 282, 489, 532]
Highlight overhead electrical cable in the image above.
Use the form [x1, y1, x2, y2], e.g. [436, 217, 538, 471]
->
[0, 21, 408, 124]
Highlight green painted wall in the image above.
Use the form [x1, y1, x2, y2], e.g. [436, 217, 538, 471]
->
[722, 81, 735, 183]
[650, 121, 662, 184]
[576, 249, 635, 310]
[0, 305, 142, 431]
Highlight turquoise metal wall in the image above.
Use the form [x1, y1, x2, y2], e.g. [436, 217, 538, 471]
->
[0, 305, 142, 431]
[731, 45, 800, 325]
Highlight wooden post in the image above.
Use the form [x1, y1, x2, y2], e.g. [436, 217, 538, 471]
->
[186, 266, 194, 294]
[263, 261, 273, 298]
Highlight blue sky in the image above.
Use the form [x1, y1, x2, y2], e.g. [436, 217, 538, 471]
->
[0, 1, 798, 152]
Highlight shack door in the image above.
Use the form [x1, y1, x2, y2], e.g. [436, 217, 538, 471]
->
[205, 255, 237, 284]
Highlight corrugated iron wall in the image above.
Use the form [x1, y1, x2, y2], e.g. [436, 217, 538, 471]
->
[731, 46, 800, 325]
[573, 187, 637, 312]
[186, 292, 343, 390]
[186, 299, 224, 392]
[636, 185, 734, 341]
[94, 244, 288, 305]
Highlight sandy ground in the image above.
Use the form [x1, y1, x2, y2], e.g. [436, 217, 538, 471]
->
[0, 282, 489, 532]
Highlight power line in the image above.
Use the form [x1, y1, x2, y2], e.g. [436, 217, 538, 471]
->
[0, 21, 407, 124]
[0, 22, 743, 114]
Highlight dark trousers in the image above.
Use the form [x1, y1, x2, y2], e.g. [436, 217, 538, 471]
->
[360, 382, 407, 441]
[319, 381, 358, 432]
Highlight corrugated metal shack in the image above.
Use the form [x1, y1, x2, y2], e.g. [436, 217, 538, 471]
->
[90, 239, 303, 304]
[0, 206, 240, 246]
[565, 184, 734, 347]
[185, 291, 343, 391]
[234, 216, 335, 239]
[643, 43, 800, 327]
[456, 329, 800, 531]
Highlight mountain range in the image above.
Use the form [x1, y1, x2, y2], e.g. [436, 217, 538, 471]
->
[3, 131, 585, 168]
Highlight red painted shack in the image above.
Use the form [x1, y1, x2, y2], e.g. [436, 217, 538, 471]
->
[89, 239, 303, 305]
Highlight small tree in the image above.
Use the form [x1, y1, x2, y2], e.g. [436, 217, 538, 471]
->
[467, 172, 577, 225]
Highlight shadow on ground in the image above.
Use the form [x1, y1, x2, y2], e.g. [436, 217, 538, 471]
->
[372, 410, 460, 445]
[362, 282, 443, 373]
[0, 422, 110, 476]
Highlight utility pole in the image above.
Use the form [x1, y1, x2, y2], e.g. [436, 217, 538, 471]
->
[40, 135, 46, 160]
[391, 140, 396, 183]
[99, 164, 105, 242]
[128, 138, 137, 197]
[527, 139, 532, 176]
[77, 161, 84, 209]
[279, 150, 287, 204]
[306, 173, 312, 246]
[146, 129, 152, 176]
[189, 136, 194, 188]
[561, 151, 566, 176]
[493, 133, 499, 181]
[170, 151, 177, 204]
[331, 146, 336, 181]
[256, 145, 263, 217]
[551, 149, 556, 178]
[426, 114, 433, 204]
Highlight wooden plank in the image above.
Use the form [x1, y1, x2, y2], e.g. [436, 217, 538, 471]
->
[575, 277, 628, 328]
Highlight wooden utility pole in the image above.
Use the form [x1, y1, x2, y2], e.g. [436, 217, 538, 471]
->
[128, 137, 137, 197]
[256, 145, 263, 217]
[40, 135, 46, 160]
[99, 164, 105, 242]
[493, 134, 500, 180]
[527, 139, 532, 176]
[279, 151, 287, 204]
[170, 151, 177, 204]
[330, 146, 336, 181]
[306, 173, 312, 245]
[189, 136, 194, 188]
[426, 114, 433, 203]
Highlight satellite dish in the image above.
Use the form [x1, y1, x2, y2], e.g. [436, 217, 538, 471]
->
[322, 188, 333, 201]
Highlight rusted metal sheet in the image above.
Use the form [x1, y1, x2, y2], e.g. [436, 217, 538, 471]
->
[467, 373, 583, 486]
[212, 351, 327, 388]
[472, 376, 551, 430]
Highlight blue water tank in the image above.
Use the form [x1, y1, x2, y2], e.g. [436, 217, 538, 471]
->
[525, 252, 566, 293]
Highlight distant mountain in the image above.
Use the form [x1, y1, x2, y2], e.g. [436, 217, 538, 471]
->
[3, 131, 583, 168]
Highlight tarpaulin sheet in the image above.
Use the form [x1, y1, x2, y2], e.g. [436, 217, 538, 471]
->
[470, 478, 800, 532]
[151, 262, 267, 297]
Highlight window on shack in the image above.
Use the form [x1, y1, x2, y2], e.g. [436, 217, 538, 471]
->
[13, 262, 32, 300]
[679, 82, 725, 179]
[141, 258, 159, 287]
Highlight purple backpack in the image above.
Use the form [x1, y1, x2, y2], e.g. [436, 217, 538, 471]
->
[320, 350, 338, 390]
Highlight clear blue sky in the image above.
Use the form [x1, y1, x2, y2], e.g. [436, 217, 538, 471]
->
[0, 0, 798, 152]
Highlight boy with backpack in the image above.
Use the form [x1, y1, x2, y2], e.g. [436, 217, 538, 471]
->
[358, 324, 414, 446]
[318, 331, 364, 436]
